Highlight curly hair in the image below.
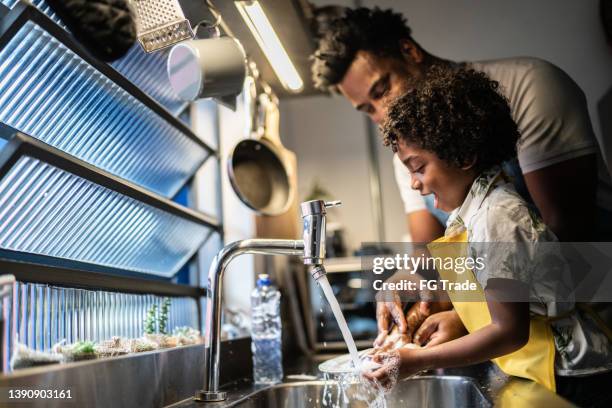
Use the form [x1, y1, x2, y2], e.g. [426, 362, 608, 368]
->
[382, 67, 519, 172]
[311, 7, 413, 92]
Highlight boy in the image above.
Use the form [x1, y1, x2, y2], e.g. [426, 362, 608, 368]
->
[366, 67, 612, 407]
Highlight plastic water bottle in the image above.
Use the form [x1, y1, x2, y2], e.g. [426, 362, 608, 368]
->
[251, 274, 283, 384]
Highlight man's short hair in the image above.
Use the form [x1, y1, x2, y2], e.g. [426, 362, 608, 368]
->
[311, 7, 413, 92]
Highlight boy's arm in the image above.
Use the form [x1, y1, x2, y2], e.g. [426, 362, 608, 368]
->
[417, 279, 529, 370]
[366, 278, 530, 379]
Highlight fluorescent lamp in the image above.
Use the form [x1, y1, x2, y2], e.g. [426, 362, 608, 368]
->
[235, 1, 304, 92]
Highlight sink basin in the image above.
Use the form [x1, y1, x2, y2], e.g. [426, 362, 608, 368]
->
[228, 376, 491, 407]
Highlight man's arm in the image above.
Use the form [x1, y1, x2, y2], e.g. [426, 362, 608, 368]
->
[523, 154, 597, 241]
[510, 60, 599, 241]
[407, 210, 445, 243]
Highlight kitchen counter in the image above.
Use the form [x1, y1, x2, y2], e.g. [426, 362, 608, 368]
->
[169, 356, 574, 407]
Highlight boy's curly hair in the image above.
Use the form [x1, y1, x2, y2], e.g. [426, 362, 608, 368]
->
[382, 66, 519, 172]
[311, 7, 412, 92]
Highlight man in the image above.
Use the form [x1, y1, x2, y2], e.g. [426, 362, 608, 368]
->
[312, 6, 609, 346]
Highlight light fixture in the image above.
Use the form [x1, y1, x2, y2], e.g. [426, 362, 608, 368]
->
[235, 0, 304, 92]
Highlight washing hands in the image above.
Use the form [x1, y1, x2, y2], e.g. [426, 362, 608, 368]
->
[374, 268, 454, 348]
[367, 270, 467, 391]
[376, 297, 463, 347]
[361, 346, 425, 391]
[367, 298, 467, 391]
[373, 329, 412, 352]
[359, 329, 425, 391]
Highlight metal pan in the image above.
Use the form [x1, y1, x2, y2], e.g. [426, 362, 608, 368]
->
[228, 138, 292, 215]
[227, 75, 295, 216]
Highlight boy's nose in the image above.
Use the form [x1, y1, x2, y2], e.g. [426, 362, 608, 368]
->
[411, 178, 422, 191]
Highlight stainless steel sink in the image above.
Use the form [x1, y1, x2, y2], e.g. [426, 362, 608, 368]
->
[227, 376, 491, 407]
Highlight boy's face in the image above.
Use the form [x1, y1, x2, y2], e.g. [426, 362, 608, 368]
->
[337, 50, 424, 125]
[396, 139, 476, 212]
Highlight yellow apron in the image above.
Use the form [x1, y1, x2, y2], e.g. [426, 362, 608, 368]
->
[428, 231, 557, 392]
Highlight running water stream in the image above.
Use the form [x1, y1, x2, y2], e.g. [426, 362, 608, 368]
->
[317, 275, 387, 408]
[318, 275, 362, 370]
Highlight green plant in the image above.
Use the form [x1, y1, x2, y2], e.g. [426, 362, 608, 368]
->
[143, 298, 172, 335]
[159, 298, 171, 335]
[144, 304, 158, 335]
[72, 341, 95, 355]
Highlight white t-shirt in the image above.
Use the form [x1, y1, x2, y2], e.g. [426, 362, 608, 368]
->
[394, 57, 609, 214]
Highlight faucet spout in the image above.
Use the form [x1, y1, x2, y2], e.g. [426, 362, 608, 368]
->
[196, 199, 341, 402]
[196, 239, 304, 402]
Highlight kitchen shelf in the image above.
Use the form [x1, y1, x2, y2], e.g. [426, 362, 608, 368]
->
[0, 0, 188, 115]
[2, 268, 203, 372]
[0, 249, 207, 297]
[0, 2, 215, 198]
[0, 124, 221, 278]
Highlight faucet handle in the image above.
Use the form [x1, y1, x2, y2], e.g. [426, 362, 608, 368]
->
[324, 200, 342, 209]
[300, 199, 341, 216]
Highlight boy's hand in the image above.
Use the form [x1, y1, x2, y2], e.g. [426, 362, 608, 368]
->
[362, 350, 401, 391]
[363, 347, 425, 390]
[413, 309, 467, 347]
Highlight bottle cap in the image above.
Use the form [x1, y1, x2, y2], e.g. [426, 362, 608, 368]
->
[256, 274, 271, 287]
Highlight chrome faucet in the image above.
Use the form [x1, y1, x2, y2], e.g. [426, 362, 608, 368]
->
[195, 200, 341, 402]
[301, 199, 341, 279]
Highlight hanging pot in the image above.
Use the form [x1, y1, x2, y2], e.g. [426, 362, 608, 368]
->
[167, 36, 247, 111]
[227, 77, 296, 216]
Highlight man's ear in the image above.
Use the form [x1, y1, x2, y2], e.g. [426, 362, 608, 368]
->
[399, 39, 424, 64]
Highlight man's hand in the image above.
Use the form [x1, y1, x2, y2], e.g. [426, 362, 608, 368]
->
[374, 294, 407, 347]
[375, 329, 410, 352]
[374, 270, 436, 347]
[376, 300, 453, 349]
[413, 309, 467, 347]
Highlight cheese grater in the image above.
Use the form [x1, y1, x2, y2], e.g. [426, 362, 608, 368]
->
[131, 0, 195, 53]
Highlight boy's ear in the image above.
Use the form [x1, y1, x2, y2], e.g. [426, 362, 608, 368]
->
[461, 157, 478, 170]
[399, 39, 424, 64]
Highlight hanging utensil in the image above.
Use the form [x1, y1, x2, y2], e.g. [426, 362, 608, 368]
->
[131, 0, 195, 52]
[166, 5, 245, 111]
[167, 36, 247, 102]
[227, 73, 296, 216]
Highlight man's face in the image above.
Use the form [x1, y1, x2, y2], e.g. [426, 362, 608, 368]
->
[396, 139, 475, 212]
[337, 50, 423, 124]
